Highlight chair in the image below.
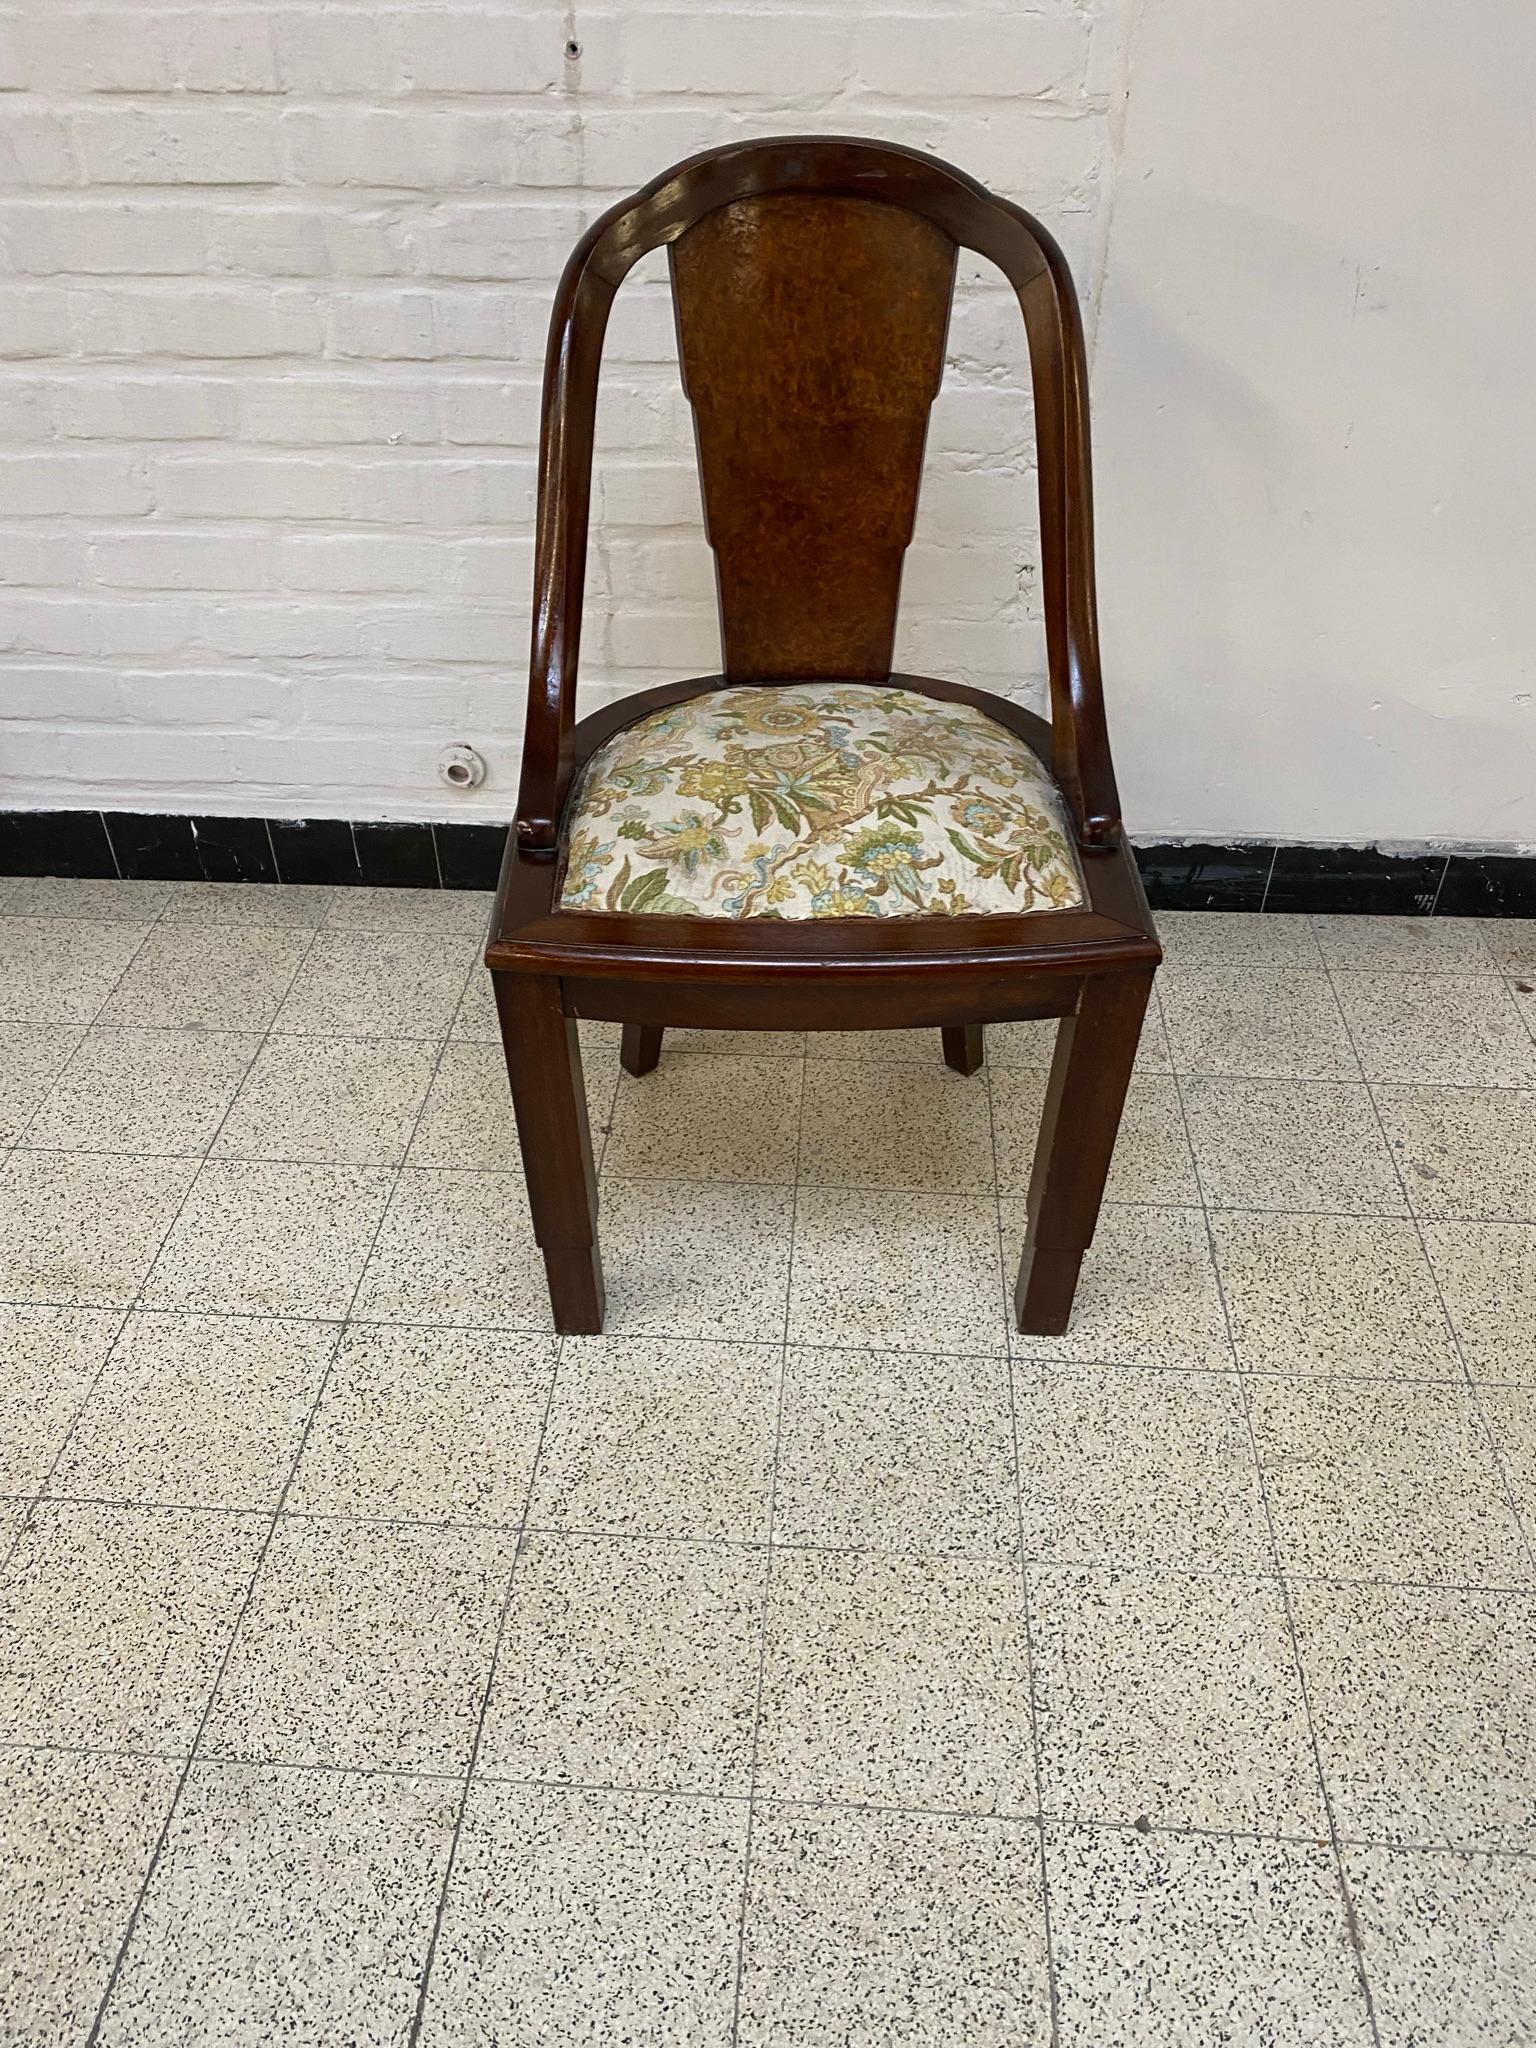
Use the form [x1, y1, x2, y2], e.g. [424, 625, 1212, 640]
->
[487, 135, 1161, 1337]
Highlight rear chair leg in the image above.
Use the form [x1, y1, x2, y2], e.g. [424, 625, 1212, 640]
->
[1013, 968, 1153, 1336]
[942, 1024, 984, 1075]
[494, 971, 604, 1334]
[621, 1023, 664, 1076]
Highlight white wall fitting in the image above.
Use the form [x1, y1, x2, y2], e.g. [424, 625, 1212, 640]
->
[0, 0, 1531, 844]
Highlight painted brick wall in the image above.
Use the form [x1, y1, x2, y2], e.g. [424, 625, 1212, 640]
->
[0, 1, 1118, 820]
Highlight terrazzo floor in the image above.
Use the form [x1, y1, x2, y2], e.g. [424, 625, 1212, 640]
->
[2, 875, 1535, 2044]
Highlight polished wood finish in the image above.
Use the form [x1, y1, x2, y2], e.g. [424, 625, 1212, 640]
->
[492, 136, 1161, 1339]
[673, 196, 954, 682]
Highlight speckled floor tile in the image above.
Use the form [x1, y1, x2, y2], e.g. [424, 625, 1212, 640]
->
[738, 1804, 1050, 2048]
[993, 1069, 1199, 1204]
[1005, 1202, 1232, 1370]
[479, 1531, 766, 1795]
[1314, 914, 1497, 974]
[0, 1020, 85, 1144]
[596, 1177, 794, 1342]
[0, 1747, 182, 2048]
[1480, 918, 1536, 973]
[1422, 1221, 1536, 1382]
[350, 1168, 551, 1330]
[790, 1188, 1008, 1356]
[666, 1026, 807, 1056]
[97, 1760, 458, 2048]
[1181, 1075, 1409, 1213]
[324, 884, 492, 934]
[0, 1302, 121, 1493]
[774, 1345, 1016, 1557]
[49, 1311, 335, 1512]
[1160, 965, 1361, 1080]
[1030, 1567, 1325, 1835]
[1291, 1579, 1536, 1850]
[404, 1040, 523, 1170]
[214, 1033, 438, 1167]
[530, 1336, 778, 1542]
[0, 1500, 264, 1749]
[1249, 1377, 1528, 1585]
[25, 1027, 260, 1156]
[806, 1025, 947, 1062]
[1334, 972, 1536, 1087]
[1375, 1085, 1536, 1219]
[1211, 1211, 1461, 1378]
[1046, 1827, 1372, 2047]
[3, 876, 172, 922]
[271, 931, 473, 1039]
[204, 1516, 514, 1772]
[98, 925, 311, 1031]
[449, 969, 499, 1042]
[418, 1783, 746, 2048]
[604, 1054, 803, 1183]
[1012, 1366, 1269, 1569]
[1344, 1844, 1536, 2048]
[287, 1323, 554, 1525]
[162, 880, 337, 927]
[755, 1548, 1033, 1814]
[1159, 909, 1323, 969]
[0, 918, 152, 1025]
[142, 1160, 394, 1319]
[0, 1149, 198, 1308]
[798, 1059, 996, 1195]
[1479, 1385, 1536, 1532]
[984, 992, 1171, 1075]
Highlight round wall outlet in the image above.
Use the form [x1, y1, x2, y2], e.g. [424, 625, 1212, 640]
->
[438, 744, 487, 791]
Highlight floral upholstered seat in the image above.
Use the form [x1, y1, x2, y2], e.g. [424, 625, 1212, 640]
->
[559, 682, 1085, 919]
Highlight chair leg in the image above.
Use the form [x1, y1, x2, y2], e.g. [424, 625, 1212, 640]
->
[941, 1024, 984, 1076]
[494, 971, 605, 1334]
[1013, 968, 1154, 1336]
[621, 1022, 663, 1077]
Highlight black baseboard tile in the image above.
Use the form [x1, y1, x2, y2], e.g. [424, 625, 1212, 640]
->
[104, 812, 201, 882]
[1436, 854, 1536, 919]
[1132, 842, 1274, 912]
[1265, 844, 1448, 916]
[2, 811, 1533, 918]
[434, 822, 506, 891]
[266, 817, 362, 888]
[0, 808, 117, 880]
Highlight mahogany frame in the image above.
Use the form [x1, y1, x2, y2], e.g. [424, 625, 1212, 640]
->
[486, 135, 1161, 1336]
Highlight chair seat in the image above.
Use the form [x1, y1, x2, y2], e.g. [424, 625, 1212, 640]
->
[559, 681, 1085, 919]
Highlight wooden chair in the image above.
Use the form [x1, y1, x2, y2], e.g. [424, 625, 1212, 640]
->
[487, 135, 1161, 1338]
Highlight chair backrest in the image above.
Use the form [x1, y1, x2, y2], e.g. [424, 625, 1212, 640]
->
[518, 136, 1118, 858]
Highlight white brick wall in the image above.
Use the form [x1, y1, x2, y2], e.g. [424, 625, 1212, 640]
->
[0, 0, 1115, 821]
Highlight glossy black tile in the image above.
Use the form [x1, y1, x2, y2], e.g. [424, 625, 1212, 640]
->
[1266, 844, 1447, 915]
[435, 822, 506, 891]
[267, 817, 361, 887]
[104, 812, 200, 882]
[1436, 854, 1536, 919]
[1133, 842, 1273, 912]
[189, 815, 277, 885]
[0, 810, 117, 879]
[354, 820, 439, 888]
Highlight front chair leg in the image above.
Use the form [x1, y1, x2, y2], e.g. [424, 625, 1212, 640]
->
[941, 1024, 984, 1076]
[493, 971, 605, 1334]
[621, 1023, 663, 1076]
[1013, 968, 1153, 1336]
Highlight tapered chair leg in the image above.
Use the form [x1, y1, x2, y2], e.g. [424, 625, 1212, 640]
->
[941, 1024, 984, 1075]
[621, 1022, 664, 1076]
[494, 971, 605, 1334]
[1013, 968, 1153, 1336]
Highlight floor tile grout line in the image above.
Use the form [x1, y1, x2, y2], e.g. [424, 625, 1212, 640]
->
[1164, 1045, 1384, 2046]
[1319, 955, 1536, 1582]
[77, 945, 470, 2045]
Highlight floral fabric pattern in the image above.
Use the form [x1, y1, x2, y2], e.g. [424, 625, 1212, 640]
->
[559, 682, 1084, 920]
